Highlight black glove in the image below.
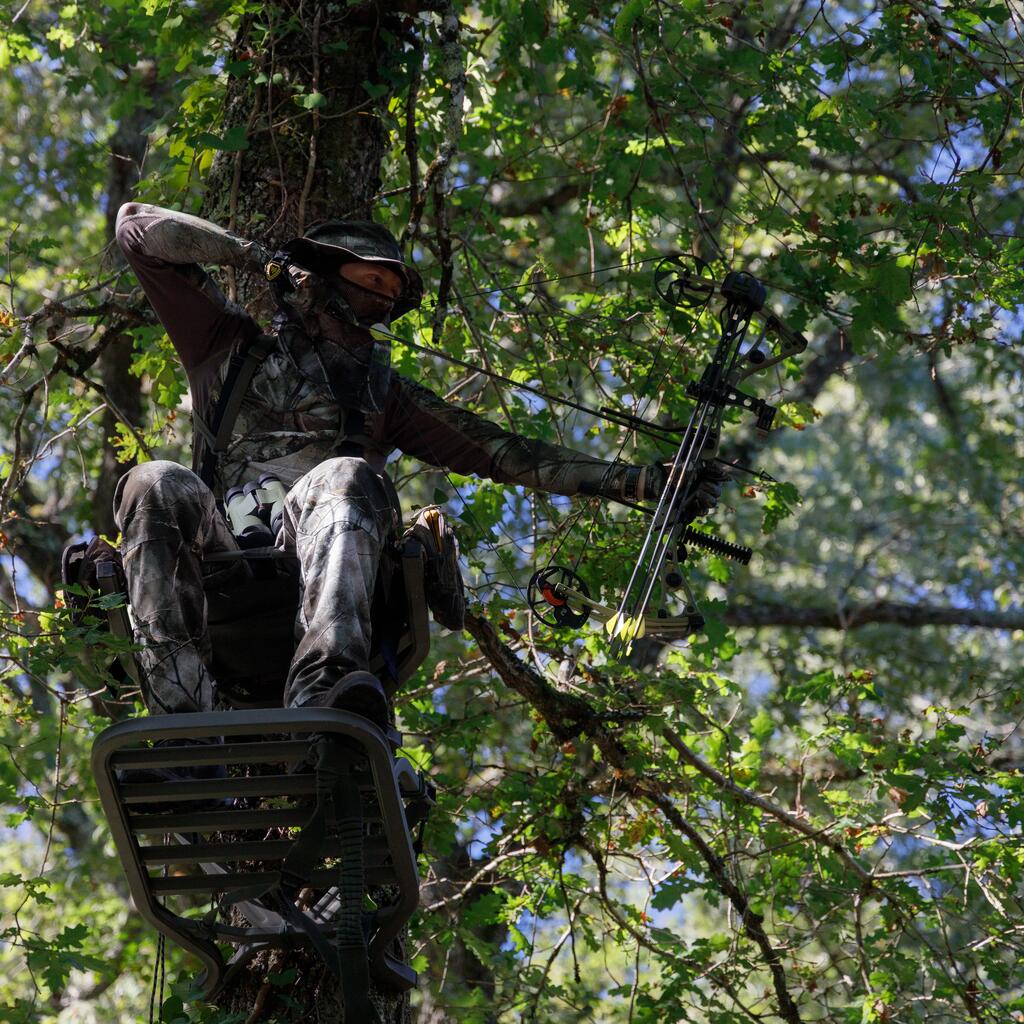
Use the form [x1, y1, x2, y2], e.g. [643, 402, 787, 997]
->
[680, 460, 730, 521]
[633, 459, 730, 518]
[264, 251, 324, 315]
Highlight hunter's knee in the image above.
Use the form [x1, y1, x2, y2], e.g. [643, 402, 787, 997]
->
[113, 461, 209, 533]
[301, 457, 386, 502]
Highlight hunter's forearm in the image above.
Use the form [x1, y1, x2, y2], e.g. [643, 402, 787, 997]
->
[390, 377, 662, 502]
[115, 203, 263, 373]
[115, 203, 270, 271]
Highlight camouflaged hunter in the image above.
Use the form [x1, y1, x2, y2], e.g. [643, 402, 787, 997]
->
[112, 203, 675, 724]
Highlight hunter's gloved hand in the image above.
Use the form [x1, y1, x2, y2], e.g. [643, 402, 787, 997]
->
[264, 251, 324, 315]
[681, 460, 731, 521]
[633, 460, 731, 521]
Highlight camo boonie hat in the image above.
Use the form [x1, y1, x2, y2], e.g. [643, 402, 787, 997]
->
[285, 220, 423, 319]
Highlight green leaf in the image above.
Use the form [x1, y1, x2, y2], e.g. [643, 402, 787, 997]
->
[0, 31, 42, 69]
[762, 480, 800, 533]
[809, 96, 837, 120]
[194, 124, 249, 152]
[751, 708, 774, 744]
[613, 0, 645, 43]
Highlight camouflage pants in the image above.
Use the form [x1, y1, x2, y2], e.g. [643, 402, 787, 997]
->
[113, 457, 399, 715]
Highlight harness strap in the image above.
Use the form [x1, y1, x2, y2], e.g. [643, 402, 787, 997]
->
[335, 408, 369, 458]
[192, 332, 279, 487]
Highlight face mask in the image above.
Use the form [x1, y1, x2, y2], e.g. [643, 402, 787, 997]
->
[306, 317, 393, 415]
[333, 277, 397, 327]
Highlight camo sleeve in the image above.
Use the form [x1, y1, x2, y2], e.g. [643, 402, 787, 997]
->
[114, 203, 266, 371]
[385, 375, 654, 502]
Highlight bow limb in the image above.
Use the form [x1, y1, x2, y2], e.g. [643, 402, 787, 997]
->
[610, 392, 722, 654]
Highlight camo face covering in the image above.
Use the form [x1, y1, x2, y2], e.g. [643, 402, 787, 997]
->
[333, 276, 397, 327]
[276, 264, 396, 414]
[312, 325, 392, 415]
[321, 276, 395, 413]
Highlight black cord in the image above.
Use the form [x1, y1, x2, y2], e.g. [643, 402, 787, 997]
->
[147, 943, 157, 1024]
[158, 933, 165, 1022]
[148, 932, 165, 1024]
[393, 330, 686, 447]
[455, 254, 671, 299]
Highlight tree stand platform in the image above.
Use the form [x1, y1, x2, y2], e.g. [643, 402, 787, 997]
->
[92, 708, 434, 1007]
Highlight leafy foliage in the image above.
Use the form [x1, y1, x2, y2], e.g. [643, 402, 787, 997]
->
[0, 0, 1022, 1022]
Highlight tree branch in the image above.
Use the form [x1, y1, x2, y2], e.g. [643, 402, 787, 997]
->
[724, 598, 1024, 632]
[492, 182, 583, 219]
[659, 725, 872, 884]
[463, 609, 805, 1022]
[747, 151, 921, 202]
[404, 1, 465, 244]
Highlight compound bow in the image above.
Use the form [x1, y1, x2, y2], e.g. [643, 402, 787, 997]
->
[527, 255, 809, 653]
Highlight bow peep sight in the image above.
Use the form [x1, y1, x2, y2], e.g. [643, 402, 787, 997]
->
[528, 255, 809, 656]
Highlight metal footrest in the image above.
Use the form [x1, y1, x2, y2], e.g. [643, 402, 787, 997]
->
[92, 709, 433, 998]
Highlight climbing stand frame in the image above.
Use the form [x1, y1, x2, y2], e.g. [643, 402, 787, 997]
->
[93, 708, 434, 1000]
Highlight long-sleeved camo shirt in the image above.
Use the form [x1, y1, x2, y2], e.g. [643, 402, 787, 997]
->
[115, 203, 651, 501]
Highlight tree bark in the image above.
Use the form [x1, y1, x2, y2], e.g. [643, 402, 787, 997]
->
[415, 843, 505, 1024]
[198, 1, 417, 313]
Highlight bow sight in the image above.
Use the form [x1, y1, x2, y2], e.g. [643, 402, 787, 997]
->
[527, 255, 809, 653]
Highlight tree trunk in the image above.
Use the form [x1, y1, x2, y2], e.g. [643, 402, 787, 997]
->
[199, 1, 416, 312]
[416, 843, 505, 1024]
[95, 62, 166, 538]
[197, 4, 420, 1021]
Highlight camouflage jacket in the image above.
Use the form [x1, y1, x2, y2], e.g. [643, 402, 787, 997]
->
[115, 203, 652, 501]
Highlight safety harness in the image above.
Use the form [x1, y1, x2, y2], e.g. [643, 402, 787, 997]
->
[191, 331, 279, 489]
[189, 296, 377, 490]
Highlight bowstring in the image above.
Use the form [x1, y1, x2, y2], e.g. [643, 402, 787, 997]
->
[608, 290, 764, 639]
[410, 284, 716, 628]
[615, 396, 713, 632]
[566, 299, 714, 622]
[557, 300, 712, 606]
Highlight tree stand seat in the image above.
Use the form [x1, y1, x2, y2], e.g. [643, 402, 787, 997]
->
[92, 707, 435, 1006]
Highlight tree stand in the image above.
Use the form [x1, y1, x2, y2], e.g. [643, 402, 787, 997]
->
[92, 707, 434, 1014]
[80, 537, 436, 1018]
